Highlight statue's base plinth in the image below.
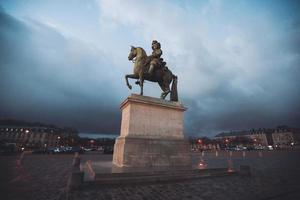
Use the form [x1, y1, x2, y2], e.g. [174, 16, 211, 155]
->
[112, 94, 191, 168]
[113, 137, 191, 167]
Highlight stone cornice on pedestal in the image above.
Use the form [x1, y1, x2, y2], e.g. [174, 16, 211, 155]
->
[120, 94, 187, 111]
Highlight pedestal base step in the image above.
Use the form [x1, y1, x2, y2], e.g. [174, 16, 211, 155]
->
[83, 168, 238, 187]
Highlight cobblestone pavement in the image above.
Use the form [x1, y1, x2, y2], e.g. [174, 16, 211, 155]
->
[0, 154, 73, 200]
[1, 150, 300, 200]
[69, 173, 300, 200]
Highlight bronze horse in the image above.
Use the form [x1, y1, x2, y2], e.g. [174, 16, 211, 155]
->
[126, 46, 178, 101]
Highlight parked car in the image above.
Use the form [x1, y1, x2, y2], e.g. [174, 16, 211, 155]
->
[83, 147, 92, 152]
[46, 147, 61, 154]
[234, 146, 245, 151]
[103, 146, 114, 154]
[254, 146, 265, 150]
[225, 146, 236, 151]
[33, 148, 48, 154]
[267, 145, 274, 150]
[64, 147, 73, 153]
[68, 146, 84, 154]
[249, 146, 261, 150]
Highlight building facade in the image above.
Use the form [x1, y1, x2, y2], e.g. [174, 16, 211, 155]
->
[0, 126, 61, 149]
[215, 126, 299, 148]
[272, 126, 299, 148]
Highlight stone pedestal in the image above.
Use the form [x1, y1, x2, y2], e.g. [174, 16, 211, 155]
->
[113, 94, 191, 168]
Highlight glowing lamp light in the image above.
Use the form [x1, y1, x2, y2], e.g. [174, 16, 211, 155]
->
[198, 139, 202, 144]
[25, 130, 29, 133]
[198, 159, 206, 169]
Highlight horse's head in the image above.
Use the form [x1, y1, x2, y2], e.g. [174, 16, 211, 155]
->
[128, 46, 137, 61]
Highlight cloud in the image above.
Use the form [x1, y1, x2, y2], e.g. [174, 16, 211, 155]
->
[0, 7, 123, 133]
[1, 1, 300, 136]
[97, 0, 300, 135]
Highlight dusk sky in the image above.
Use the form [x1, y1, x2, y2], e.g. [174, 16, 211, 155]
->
[0, 0, 299, 137]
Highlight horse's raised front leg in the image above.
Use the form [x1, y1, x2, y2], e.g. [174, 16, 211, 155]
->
[125, 74, 139, 90]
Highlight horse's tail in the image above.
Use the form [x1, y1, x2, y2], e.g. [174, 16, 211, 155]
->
[170, 75, 178, 101]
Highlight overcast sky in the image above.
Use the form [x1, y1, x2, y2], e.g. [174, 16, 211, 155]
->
[0, 0, 299, 136]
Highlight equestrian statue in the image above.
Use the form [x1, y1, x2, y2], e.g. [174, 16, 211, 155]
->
[126, 40, 178, 101]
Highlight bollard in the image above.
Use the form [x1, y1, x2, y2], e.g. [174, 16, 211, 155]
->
[72, 153, 80, 166]
[72, 152, 81, 170]
[68, 152, 83, 190]
[240, 165, 251, 176]
[227, 158, 233, 172]
[198, 158, 207, 169]
[201, 151, 205, 157]
[86, 160, 96, 180]
[243, 151, 246, 157]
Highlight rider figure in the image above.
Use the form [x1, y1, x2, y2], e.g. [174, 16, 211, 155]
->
[148, 40, 166, 76]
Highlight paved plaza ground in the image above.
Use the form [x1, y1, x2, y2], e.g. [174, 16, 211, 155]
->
[1, 150, 300, 200]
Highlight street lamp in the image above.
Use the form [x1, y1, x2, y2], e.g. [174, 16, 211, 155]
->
[225, 139, 229, 149]
[89, 140, 95, 149]
[253, 138, 257, 147]
[57, 136, 61, 146]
